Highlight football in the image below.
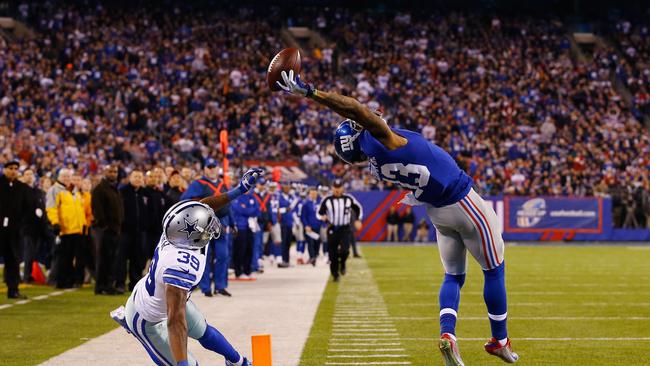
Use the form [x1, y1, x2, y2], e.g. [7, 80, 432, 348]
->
[267, 47, 301, 91]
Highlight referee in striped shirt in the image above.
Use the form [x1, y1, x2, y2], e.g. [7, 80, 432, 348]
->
[318, 179, 363, 282]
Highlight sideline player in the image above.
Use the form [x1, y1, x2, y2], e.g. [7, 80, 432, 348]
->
[110, 168, 264, 366]
[277, 70, 518, 365]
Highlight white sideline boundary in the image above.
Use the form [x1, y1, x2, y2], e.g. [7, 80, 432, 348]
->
[39, 255, 330, 366]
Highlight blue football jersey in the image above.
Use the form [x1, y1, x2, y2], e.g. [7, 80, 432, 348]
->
[359, 128, 473, 207]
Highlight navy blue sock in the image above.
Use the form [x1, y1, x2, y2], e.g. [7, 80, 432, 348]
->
[483, 262, 508, 340]
[297, 241, 305, 253]
[439, 273, 466, 336]
[198, 324, 240, 363]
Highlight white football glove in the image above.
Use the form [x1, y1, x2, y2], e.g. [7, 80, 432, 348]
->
[276, 70, 314, 98]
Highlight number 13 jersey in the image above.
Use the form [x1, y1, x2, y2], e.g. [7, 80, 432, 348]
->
[359, 128, 473, 207]
[133, 236, 207, 322]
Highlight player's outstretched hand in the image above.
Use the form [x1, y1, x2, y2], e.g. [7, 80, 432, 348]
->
[276, 70, 313, 98]
[239, 168, 264, 193]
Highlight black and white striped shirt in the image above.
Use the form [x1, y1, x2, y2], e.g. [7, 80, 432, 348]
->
[318, 194, 363, 227]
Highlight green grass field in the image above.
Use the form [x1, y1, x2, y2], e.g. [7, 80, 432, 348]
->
[300, 245, 650, 365]
[0, 278, 129, 366]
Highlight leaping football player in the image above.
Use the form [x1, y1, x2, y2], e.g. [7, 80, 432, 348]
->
[111, 168, 264, 366]
[277, 70, 518, 366]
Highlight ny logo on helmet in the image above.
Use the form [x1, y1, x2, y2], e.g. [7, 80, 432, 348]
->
[340, 135, 353, 152]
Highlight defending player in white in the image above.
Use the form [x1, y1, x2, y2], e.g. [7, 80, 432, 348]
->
[111, 168, 264, 366]
[277, 70, 518, 365]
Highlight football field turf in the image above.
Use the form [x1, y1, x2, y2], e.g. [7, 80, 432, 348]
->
[300, 244, 650, 365]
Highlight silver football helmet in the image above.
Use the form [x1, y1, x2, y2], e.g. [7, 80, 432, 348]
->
[162, 200, 221, 250]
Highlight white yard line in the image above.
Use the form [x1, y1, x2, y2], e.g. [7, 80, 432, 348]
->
[324, 362, 412, 365]
[327, 259, 411, 364]
[0, 288, 76, 311]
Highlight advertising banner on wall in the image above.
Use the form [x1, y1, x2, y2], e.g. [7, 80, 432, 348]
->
[504, 196, 603, 234]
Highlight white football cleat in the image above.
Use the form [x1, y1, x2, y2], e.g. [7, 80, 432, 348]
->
[485, 337, 519, 363]
[439, 333, 464, 366]
[110, 306, 131, 334]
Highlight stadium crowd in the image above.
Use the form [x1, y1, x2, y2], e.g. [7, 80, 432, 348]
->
[1, 3, 648, 225]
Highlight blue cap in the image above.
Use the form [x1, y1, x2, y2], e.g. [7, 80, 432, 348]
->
[204, 158, 218, 168]
[257, 177, 267, 185]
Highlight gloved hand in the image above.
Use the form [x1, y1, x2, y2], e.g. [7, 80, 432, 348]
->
[276, 70, 314, 98]
[239, 168, 264, 193]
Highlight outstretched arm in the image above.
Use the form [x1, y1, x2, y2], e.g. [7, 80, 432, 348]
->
[200, 168, 264, 212]
[277, 70, 406, 149]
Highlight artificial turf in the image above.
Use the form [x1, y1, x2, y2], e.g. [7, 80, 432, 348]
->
[300, 244, 650, 365]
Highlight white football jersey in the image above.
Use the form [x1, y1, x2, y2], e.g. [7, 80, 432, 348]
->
[133, 235, 207, 322]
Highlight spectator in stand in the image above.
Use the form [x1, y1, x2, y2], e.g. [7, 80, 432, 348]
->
[19, 169, 48, 284]
[46, 168, 86, 289]
[400, 206, 415, 242]
[386, 206, 400, 242]
[91, 164, 124, 295]
[117, 170, 148, 292]
[0, 161, 30, 299]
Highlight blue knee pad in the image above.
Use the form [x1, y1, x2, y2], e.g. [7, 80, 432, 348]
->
[439, 273, 465, 335]
[483, 262, 508, 340]
[198, 324, 240, 363]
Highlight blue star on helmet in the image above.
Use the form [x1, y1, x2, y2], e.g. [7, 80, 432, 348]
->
[178, 218, 200, 239]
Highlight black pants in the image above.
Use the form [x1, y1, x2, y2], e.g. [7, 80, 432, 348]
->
[115, 230, 145, 291]
[281, 224, 292, 263]
[56, 234, 83, 288]
[349, 230, 359, 257]
[74, 233, 94, 285]
[22, 234, 40, 282]
[0, 228, 21, 294]
[233, 228, 252, 277]
[327, 226, 351, 278]
[306, 235, 321, 260]
[93, 227, 120, 292]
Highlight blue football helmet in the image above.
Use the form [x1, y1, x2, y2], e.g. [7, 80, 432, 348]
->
[333, 120, 367, 164]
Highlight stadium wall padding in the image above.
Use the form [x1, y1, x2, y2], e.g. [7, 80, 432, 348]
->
[350, 191, 650, 242]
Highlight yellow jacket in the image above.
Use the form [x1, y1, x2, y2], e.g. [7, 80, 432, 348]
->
[46, 182, 86, 235]
[82, 191, 93, 234]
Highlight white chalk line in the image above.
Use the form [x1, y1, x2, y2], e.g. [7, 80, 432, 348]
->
[324, 362, 411, 365]
[0, 288, 76, 311]
[327, 355, 408, 358]
[328, 349, 406, 352]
